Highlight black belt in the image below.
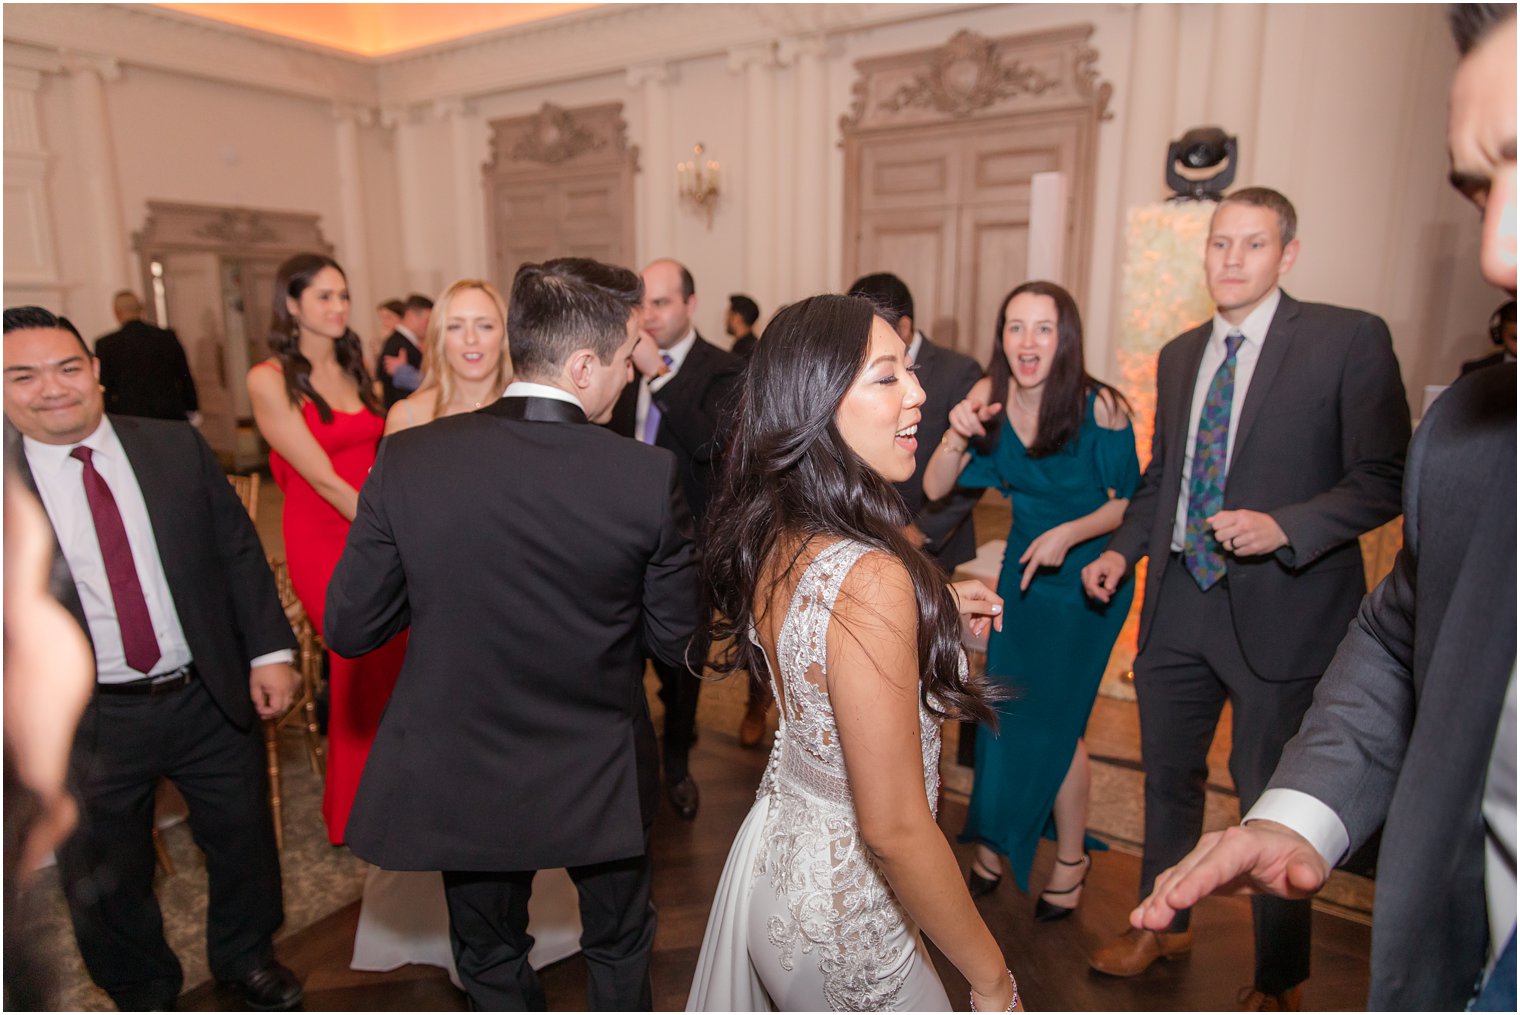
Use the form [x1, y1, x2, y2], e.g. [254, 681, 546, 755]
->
[96, 662, 197, 696]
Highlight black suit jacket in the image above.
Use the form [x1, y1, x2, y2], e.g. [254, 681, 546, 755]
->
[1268, 365, 1515, 1009]
[378, 329, 423, 409]
[94, 320, 198, 420]
[898, 334, 984, 572]
[730, 333, 757, 361]
[325, 395, 699, 871]
[607, 334, 742, 528]
[1106, 292, 1410, 681]
[17, 416, 295, 730]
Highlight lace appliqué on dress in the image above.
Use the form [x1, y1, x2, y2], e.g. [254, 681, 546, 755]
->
[749, 539, 952, 1012]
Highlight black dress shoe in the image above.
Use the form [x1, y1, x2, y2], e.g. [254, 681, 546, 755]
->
[666, 775, 700, 820]
[218, 960, 303, 1011]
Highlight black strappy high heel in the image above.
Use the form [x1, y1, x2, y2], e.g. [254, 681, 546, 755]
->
[967, 858, 1003, 898]
[1034, 853, 1091, 922]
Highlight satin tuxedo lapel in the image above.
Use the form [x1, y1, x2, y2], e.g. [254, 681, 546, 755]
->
[1229, 294, 1300, 466]
[481, 395, 588, 425]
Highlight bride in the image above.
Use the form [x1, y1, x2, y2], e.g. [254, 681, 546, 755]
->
[687, 294, 1023, 1012]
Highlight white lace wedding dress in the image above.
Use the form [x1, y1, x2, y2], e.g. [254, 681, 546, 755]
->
[686, 539, 952, 1011]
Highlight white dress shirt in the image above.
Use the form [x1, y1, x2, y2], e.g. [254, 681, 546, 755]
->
[1169, 288, 1282, 551]
[634, 327, 697, 444]
[502, 380, 585, 412]
[25, 418, 290, 682]
[907, 330, 925, 367]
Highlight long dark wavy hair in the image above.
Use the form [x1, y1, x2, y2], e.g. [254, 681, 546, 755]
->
[703, 294, 999, 724]
[267, 253, 380, 424]
[984, 280, 1129, 458]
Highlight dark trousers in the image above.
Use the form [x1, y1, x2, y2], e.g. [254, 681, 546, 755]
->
[57, 679, 283, 1010]
[1133, 560, 1319, 995]
[442, 855, 655, 1011]
[653, 630, 708, 782]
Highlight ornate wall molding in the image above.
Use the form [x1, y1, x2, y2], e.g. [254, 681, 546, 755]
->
[132, 201, 332, 258]
[3, 3, 377, 105]
[840, 24, 1114, 135]
[485, 102, 638, 173]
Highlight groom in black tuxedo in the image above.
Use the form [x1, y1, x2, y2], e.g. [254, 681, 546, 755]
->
[325, 257, 699, 1010]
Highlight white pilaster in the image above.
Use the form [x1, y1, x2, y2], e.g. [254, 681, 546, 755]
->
[384, 104, 438, 296]
[1208, 5, 1264, 184]
[628, 62, 675, 266]
[3, 61, 63, 311]
[63, 53, 132, 310]
[332, 103, 374, 358]
[1106, 3, 1182, 381]
[781, 34, 831, 299]
[727, 42, 777, 307]
[435, 97, 486, 283]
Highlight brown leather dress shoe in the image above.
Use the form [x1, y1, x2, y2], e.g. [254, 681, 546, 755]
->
[1237, 984, 1303, 1011]
[738, 700, 768, 748]
[1088, 926, 1194, 976]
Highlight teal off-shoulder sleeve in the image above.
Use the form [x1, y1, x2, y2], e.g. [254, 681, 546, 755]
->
[957, 443, 1003, 491]
[1094, 419, 1141, 499]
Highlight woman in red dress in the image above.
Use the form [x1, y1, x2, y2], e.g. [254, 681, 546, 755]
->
[247, 253, 407, 845]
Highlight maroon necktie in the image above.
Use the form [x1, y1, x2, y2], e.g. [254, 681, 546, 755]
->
[71, 446, 162, 674]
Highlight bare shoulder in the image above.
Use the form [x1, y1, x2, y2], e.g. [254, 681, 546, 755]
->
[1093, 387, 1130, 430]
[384, 389, 435, 435]
[246, 359, 284, 395]
[835, 547, 917, 625]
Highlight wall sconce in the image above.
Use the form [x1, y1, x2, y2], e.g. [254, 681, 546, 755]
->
[677, 142, 721, 228]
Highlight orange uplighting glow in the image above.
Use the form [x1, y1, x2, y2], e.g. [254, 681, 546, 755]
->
[156, 4, 599, 57]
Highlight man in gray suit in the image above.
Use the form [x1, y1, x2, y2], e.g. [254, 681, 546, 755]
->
[1131, 5, 1516, 1010]
[1081, 186, 1411, 1007]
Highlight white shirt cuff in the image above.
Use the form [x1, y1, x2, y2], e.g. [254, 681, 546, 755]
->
[1244, 788, 1350, 867]
[648, 371, 674, 394]
[250, 649, 296, 669]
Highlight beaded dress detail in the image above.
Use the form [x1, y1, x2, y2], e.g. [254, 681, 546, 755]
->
[686, 538, 954, 1012]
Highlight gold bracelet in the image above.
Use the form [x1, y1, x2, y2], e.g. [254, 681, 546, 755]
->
[940, 436, 968, 455]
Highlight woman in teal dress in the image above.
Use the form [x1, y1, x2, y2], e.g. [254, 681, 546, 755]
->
[923, 280, 1138, 921]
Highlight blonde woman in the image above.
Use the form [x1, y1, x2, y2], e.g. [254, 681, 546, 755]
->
[384, 279, 512, 435]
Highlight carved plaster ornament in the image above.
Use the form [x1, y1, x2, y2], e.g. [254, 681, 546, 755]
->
[510, 103, 605, 164]
[881, 30, 1058, 118]
[192, 210, 279, 245]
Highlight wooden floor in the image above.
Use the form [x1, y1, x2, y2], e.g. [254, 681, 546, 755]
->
[181, 728, 1370, 1012]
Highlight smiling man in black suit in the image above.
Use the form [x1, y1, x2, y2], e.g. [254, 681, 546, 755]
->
[4, 305, 302, 1012]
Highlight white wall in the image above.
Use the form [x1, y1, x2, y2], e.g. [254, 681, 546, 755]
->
[3, 2, 1499, 404]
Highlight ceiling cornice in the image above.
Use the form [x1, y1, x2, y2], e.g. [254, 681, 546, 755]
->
[4, 3, 998, 114]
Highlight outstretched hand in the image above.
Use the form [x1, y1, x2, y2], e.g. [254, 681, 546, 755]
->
[949, 580, 1004, 640]
[1130, 821, 1330, 932]
[947, 397, 1004, 442]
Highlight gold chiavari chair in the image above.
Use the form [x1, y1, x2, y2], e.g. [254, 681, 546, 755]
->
[265, 558, 325, 849]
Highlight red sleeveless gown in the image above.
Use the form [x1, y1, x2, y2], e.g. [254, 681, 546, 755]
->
[265, 382, 408, 845]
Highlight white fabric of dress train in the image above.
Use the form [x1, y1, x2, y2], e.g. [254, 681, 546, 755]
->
[350, 867, 584, 987]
